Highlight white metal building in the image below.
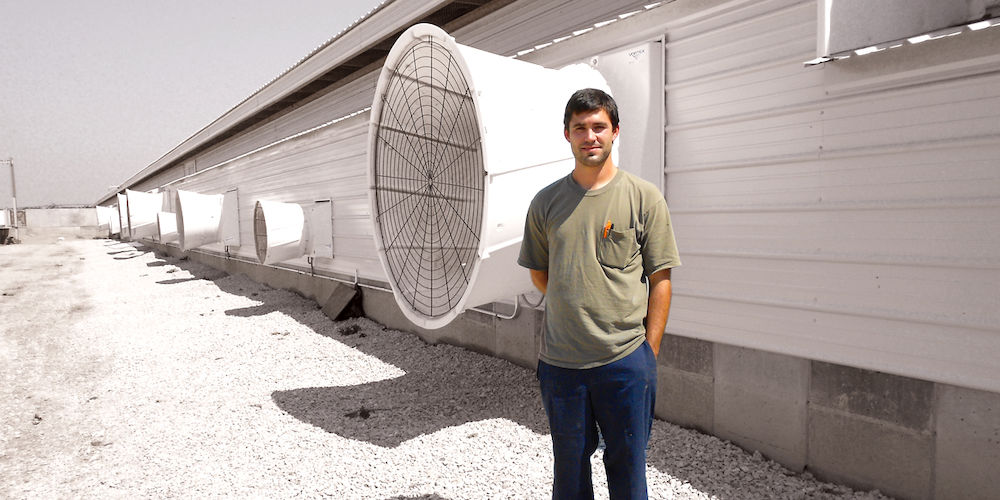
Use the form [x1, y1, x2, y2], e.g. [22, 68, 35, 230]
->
[98, 1, 1000, 498]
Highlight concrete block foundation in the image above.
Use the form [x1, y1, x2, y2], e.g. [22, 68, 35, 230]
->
[808, 406, 933, 500]
[713, 345, 809, 471]
[934, 385, 1000, 500]
[656, 334, 713, 432]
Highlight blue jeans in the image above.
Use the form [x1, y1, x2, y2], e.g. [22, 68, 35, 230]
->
[538, 341, 657, 500]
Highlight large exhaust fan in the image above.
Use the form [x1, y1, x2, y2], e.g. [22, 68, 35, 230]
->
[125, 189, 164, 239]
[175, 190, 223, 251]
[174, 189, 241, 251]
[116, 194, 131, 240]
[253, 200, 306, 265]
[157, 212, 179, 243]
[251, 199, 334, 265]
[368, 24, 610, 329]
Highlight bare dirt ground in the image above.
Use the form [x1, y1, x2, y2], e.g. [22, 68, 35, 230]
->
[0, 239, 891, 499]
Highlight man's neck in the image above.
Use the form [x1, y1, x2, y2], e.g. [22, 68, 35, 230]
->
[571, 162, 618, 191]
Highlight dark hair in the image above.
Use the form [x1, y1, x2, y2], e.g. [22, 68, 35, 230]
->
[563, 88, 619, 131]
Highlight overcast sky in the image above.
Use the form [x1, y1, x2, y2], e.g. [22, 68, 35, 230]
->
[0, 0, 383, 208]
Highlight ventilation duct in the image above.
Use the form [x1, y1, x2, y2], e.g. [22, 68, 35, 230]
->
[157, 212, 179, 243]
[116, 194, 130, 240]
[110, 207, 121, 235]
[220, 189, 242, 247]
[253, 200, 306, 265]
[818, 0, 995, 57]
[125, 189, 164, 239]
[252, 200, 335, 264]
[368, 23, 611, 329]
[96, 205, 119, 236]
[175, 190, 224, 251]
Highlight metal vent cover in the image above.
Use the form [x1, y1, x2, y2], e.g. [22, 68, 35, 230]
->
[370, 24, 485, 323]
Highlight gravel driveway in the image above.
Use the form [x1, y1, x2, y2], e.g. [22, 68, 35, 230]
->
[0, 239, 890, 499]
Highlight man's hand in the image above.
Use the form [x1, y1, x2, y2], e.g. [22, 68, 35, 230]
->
[645, 268, 672, 358]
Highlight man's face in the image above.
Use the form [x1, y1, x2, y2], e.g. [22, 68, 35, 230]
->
[564, 108, 619, 168]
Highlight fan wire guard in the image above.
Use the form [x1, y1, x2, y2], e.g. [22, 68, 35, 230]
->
[372, 34, 485, 320]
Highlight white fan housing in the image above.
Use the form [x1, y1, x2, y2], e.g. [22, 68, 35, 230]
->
[368, 23, 611, 329]
[175, 190, 224, 251]
[252, 200, 334, 265]
[125, 189, 164, 239]
[253, 200, 306, 265]
[117, 194, 131, 240]
[157, 212, 179, 243]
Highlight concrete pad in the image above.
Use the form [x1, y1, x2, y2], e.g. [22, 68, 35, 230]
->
[808, 405, 932, 500]
[935, 384, 1000, 500]
[714, 344, 808, 470]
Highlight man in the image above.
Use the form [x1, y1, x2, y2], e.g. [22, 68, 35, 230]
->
[518, 88, 680, 499]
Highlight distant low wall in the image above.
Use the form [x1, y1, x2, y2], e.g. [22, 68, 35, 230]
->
[24, 208, 97, 227]
[17, 208, 106, 243]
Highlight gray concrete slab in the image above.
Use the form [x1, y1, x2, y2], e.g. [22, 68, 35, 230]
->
[810, 361, 934, 431]
[713, 344, 809, 471]
[659, 333, 712, 376]
[656, 366, 713, 433]
[494, 306, 542, 370]
[808, 406, 932, 500]
[935, 384, 1000, 500]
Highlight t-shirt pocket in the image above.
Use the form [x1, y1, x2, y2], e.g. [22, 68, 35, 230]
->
[597, 228, 639, 269]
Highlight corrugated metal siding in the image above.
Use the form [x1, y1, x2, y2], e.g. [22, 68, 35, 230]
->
[133, 72, 379, 193]
[456, 0, 654, 55]
[192, 72, 379, 172]
[663, 0, 1000, 391]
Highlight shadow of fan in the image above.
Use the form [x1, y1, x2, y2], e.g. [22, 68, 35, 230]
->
[386, 495, 451, 500]
[271, 320, 548, 448]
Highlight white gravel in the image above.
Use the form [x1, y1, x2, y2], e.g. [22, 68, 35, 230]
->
[0, 239, 891, 499]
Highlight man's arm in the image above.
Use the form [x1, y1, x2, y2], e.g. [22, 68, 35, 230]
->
[645, 268, 672, 358]
[529, 269, 548, 295]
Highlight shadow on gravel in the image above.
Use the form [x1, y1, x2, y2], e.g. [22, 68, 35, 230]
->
[113, 252, 151, 260]
[156, 277, 211, 285]
[223, 304, 284, 317]
[270, 318, 549, 448]
[387, 495, 451, 500]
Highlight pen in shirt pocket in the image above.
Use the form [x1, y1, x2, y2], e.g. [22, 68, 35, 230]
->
[603, 220, 613, 239]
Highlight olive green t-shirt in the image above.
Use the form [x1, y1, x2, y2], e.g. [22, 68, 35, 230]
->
[517, 169, 681, 369]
